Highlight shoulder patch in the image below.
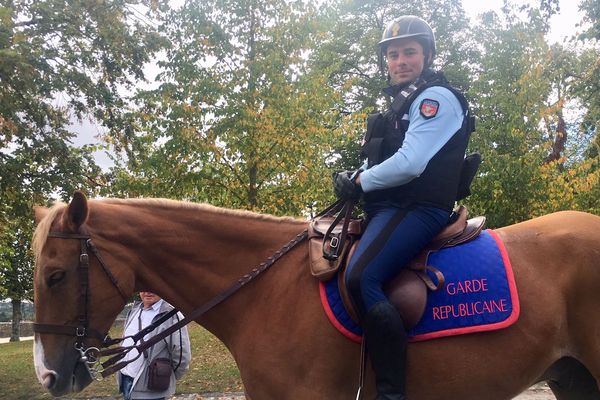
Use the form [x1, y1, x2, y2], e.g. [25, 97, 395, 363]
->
[420, 99, 439, 119]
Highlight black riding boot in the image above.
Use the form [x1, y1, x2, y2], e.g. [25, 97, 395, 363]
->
[363, 301, 407, 400]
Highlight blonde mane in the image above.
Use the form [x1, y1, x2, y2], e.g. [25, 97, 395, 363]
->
[32, 202, 67, 264]
[99, 197, 305, 224]
[32, 197, 305, 263]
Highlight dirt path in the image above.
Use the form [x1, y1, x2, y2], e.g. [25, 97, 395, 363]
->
[513, 384, 554, 399]
[174, 384, 555, 399]
[71, 386, 555, 400]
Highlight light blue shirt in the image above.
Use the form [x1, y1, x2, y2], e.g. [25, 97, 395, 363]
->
[359, 86, 465, 192]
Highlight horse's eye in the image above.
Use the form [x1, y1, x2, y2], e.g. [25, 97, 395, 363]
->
[47, 271, 65, 288]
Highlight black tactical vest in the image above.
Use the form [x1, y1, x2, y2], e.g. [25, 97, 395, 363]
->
[360, 74, 475, 211]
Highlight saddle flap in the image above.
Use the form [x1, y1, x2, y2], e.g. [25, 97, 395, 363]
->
[338, 264, 428, 330]
[310, 238, 343, 280]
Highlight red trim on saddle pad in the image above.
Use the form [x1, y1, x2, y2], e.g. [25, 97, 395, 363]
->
[409, 229, 520, 341]
[319, 282, 362, 343]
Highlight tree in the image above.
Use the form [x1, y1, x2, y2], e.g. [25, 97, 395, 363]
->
[461, 5, 566, 227]
[314, 0, 474, 112]
[308, 0, 477, 182]
[0, 217, 33, 341]
[539, 0, 600, 216]
[105, 0, 346, 215]
[0, 0, 166, 339]
[573, 0, 600, 160]
[579, 0, 600, 41]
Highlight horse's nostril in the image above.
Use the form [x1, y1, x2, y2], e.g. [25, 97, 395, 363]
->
[41, 371, 57, 389]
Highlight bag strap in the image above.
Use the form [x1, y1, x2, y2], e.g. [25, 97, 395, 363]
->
[173, 313, 183, 372]
[141, 312, 174, 368]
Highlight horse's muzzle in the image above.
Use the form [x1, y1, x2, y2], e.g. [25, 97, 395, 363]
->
[45, 361, 93, 396]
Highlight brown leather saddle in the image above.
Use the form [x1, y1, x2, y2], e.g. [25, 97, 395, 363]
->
[312, 205, 486, 328]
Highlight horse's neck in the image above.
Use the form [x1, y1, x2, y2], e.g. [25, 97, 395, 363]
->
[90, 200, 308, 336]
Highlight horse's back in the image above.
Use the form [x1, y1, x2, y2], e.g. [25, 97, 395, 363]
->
[492, 211, 600, 385]
[496, 210, 600, 282]
[497, 210, 600, 251]
[513, 211, 600, 398]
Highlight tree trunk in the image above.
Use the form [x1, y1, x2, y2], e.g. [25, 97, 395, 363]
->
[10, 298, 22, 342]
[545, 111, 567, 163]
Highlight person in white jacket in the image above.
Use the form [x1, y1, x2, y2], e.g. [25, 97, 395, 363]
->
[117, 292, 191, 400]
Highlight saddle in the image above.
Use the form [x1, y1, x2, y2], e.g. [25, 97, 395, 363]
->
[309, 205, 486, 328]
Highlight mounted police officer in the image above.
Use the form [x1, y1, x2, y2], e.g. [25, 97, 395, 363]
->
[333, 15, 474, 400]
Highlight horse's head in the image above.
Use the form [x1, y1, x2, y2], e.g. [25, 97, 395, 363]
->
[32, 191, 129, 396]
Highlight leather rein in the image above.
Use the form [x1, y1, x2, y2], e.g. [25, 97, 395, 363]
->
[33, 225, 309, 379]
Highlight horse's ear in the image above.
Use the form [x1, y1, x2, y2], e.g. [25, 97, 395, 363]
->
[34, 206, 49, 225]
[64, 191, 89, 232]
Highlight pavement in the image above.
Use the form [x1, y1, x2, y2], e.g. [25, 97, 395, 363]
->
[176, 395, 245, 400]
[0, 335, 33, 344]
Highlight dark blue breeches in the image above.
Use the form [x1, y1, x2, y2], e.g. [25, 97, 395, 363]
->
[345, 205, 451, 319]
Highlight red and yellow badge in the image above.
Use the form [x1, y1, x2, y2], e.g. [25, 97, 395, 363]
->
[420, 99, 440, 119]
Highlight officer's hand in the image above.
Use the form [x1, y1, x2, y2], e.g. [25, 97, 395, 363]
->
[332, 170, 362, 200]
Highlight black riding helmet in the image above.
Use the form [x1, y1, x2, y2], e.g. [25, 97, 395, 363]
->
[379, 15, 436, 70]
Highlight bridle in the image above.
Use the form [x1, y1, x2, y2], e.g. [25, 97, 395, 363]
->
[33, 226, 129, 377]
[33, 223, 309, 379]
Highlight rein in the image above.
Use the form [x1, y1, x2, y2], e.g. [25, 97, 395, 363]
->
[97, 227, 309, 378]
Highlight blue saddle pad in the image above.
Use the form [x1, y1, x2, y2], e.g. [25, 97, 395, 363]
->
[319, 229, 520, 343]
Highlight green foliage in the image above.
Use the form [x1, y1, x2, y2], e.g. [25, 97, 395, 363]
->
[463, 5, 570, 226]
[463, 3, 600, 226]
[99, 0, 600, 227]
[572, 3, 600, 162]
[2, 0, 600, 320]
[0, 0, 166, 310]
[0, 217, 33, 301]
[579, 0, 600, 41]
[105, 0, 345, 215]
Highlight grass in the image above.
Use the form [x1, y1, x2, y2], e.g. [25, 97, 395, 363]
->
[0, 324, 242, 400]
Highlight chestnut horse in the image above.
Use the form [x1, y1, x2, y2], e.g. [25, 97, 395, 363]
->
[32, 192, 600, 399]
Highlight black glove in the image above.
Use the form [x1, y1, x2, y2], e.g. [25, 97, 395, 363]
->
[332, 170, 362, 201]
